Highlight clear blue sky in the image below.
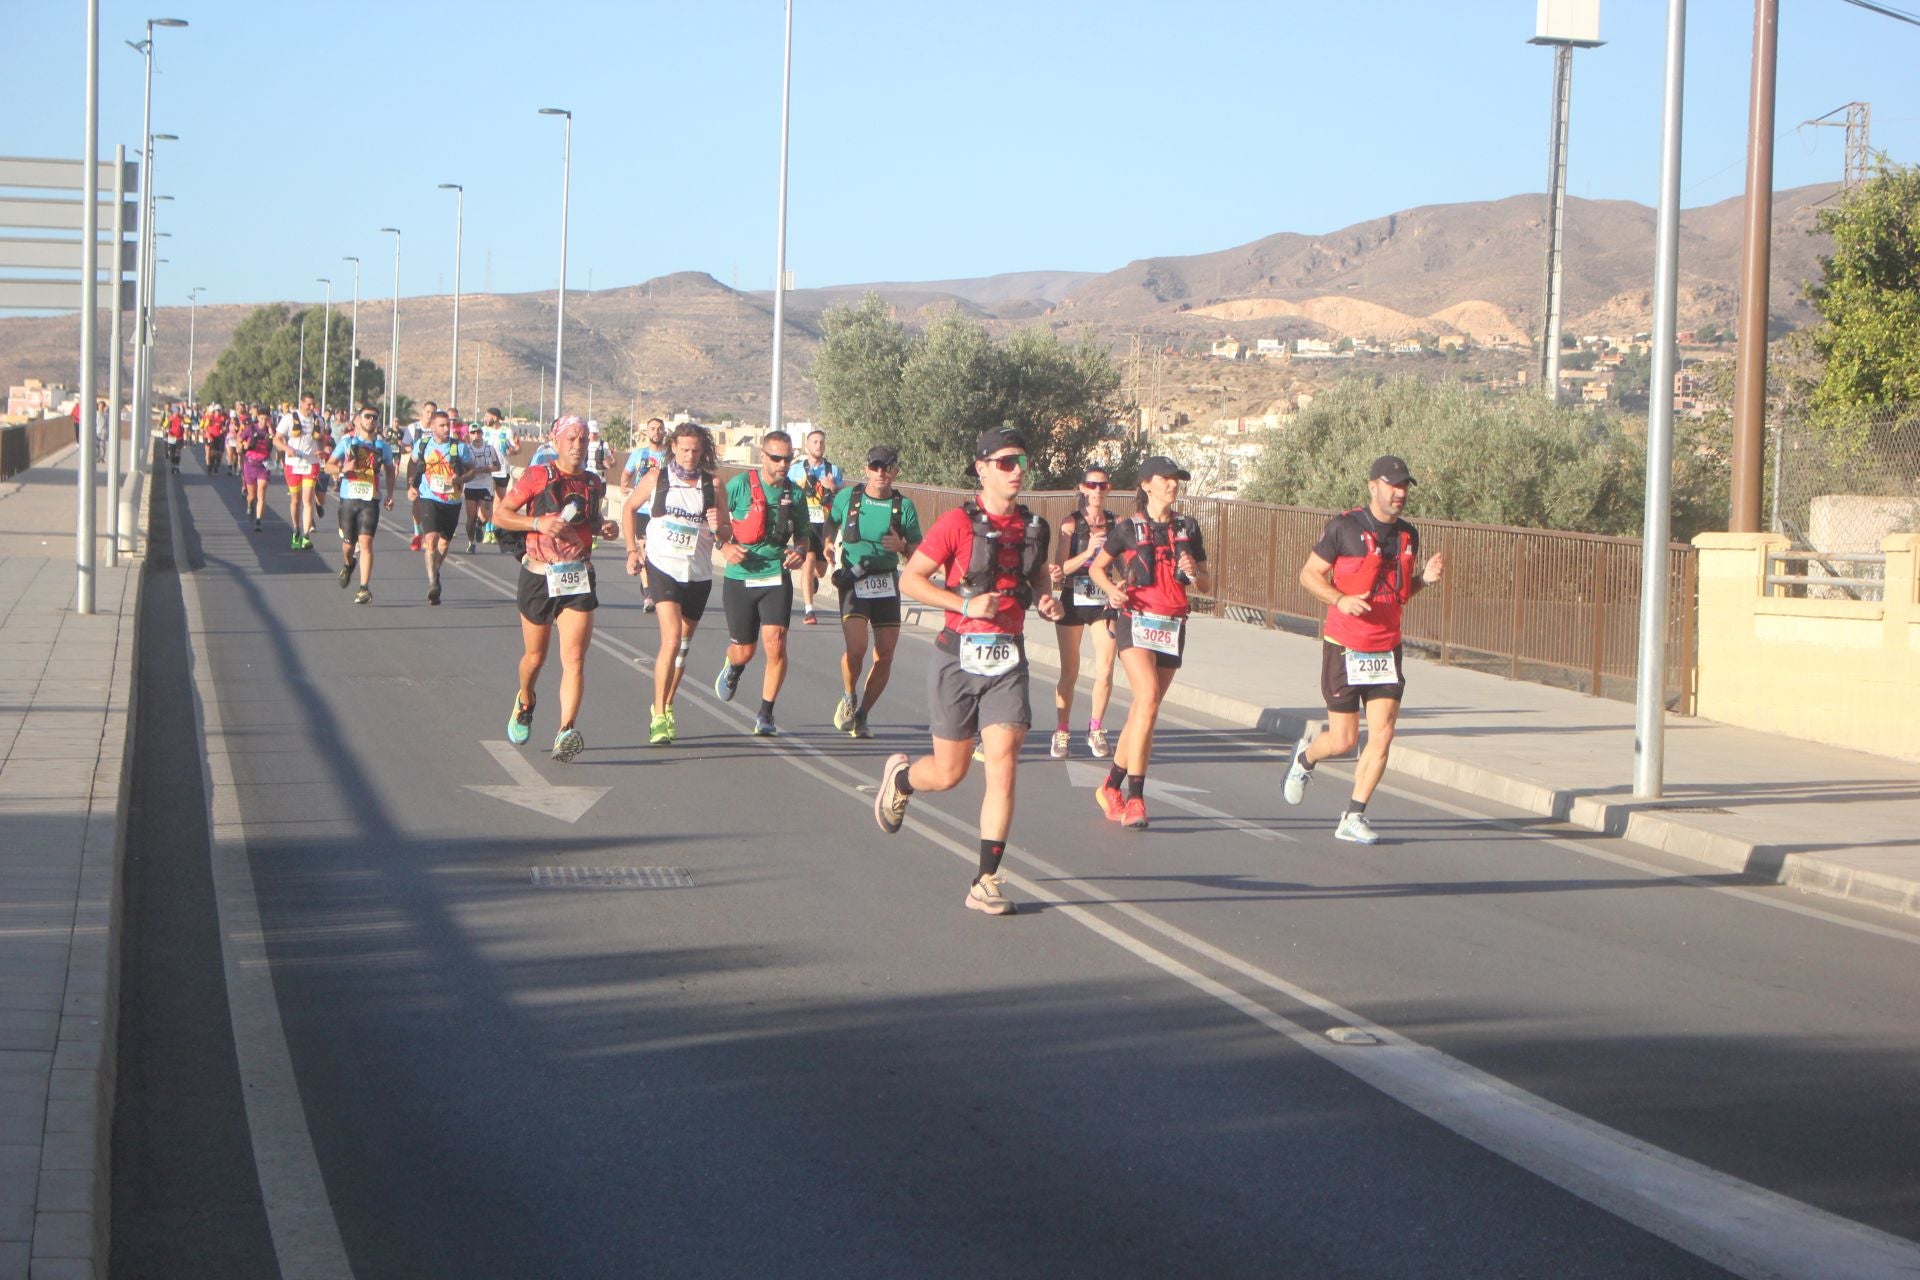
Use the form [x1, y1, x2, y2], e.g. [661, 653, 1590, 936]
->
[10, 0, 1918, 311]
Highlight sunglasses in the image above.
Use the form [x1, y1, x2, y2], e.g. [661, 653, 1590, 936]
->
[867, 460, 896, 470]
[1082, 480, 1110, 490]
[764, 452, 793, 464]
[983, 454, 1028, 473]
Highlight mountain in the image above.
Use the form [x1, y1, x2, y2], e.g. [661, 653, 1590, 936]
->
[0, 184, 1838, 422]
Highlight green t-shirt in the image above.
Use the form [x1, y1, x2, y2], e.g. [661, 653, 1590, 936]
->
[827, 484, 923, 576]
[723, 470, 810, 580]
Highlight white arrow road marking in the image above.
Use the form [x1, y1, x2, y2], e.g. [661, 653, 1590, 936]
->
[466, 740, 609, 823]
[1063, 760, 1297, 843]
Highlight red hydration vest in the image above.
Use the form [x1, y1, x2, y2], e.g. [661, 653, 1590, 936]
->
[1325, 508, 1416, 651]
[1116, 515, 1195, 618]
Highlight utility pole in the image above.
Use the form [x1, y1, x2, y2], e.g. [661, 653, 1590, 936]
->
[1800, 102, 1872, 188]
[1530, 4, 1605, 405]
[1729, 0, 1779, 533]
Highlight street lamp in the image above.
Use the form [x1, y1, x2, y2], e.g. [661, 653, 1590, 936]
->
[137, 141, 176, 442]
[126, 17, 187, 470]
[186, 285, 203, 411]
[1529, 4, 1604, 403]
[438, 183, 463, 411]
[342, 256, 361, 412]
[769, 0, 794, 434]
[315, 277, 332, 416]
[382, 227, 401, 433]
[538, 107, 571, 419]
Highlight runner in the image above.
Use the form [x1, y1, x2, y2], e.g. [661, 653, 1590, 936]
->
[824, 445, 922, 739]
[224, 405, 244, 475]
[327, 408, 396, 604]
[711, 431, 814, 737]
[872, 427, 1063, 917]
[496, 416, 620, 763]
[202, 402, 228, 473]
[463, 425, 501, 553]
[787, 428, 842, 626]
[312, 411, 335, 522]
[1281, 455, 1446, 844]
[1046, 465, 1120, 760]
[164, 411, 184, 474]
[404, 400, 438, 551]
[620, 417, 669, 612]
[237, 409, 274, 532]
[584, 421, 611, 477]
[274, 394, 325, 550]
[622, 421, 727, 746]
[407, 410, 477, 605]
[1087, 457, 1211, 831]
[481, 407, 519, 543]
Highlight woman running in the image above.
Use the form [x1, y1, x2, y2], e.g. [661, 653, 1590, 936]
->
[1088, 456, 1211, 831]
[622, 421, 728, 746]
[238, 408, 275, 532]
[1046, 465, 1120, 760]
[495, 416, 619, 762]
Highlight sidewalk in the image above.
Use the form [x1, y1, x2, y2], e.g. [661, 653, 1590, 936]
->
[0, 445, 146, 1280]
[896, 602, 1920, 922]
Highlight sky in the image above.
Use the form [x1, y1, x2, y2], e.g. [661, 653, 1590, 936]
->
[9, 0, 1919, 313]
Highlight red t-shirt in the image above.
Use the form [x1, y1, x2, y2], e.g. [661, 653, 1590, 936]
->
[506, 463, 603, 566]
[918, 505, 1035, 637]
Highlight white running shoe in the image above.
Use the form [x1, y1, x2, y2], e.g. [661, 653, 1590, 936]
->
[833, 693, 856, 731]
[1283, 733, 1314, 806]
[965, 874, 1016, 916]
[1334, 812, 1379, 845]
[1087, 728, 1111, 759]
[1049, 729, 1070, 760]
[874, 752, 910, 834]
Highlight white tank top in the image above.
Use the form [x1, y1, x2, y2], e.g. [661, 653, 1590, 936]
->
[644, 471, 714, 582]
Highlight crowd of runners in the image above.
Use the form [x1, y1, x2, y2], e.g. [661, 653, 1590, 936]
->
[162, 397, 1444, 918]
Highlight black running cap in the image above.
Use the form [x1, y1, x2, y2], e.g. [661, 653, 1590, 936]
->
[1138, 455, 1191, 482]
[1369, 455, 1416, 485]
[975, 426, 1028, 458]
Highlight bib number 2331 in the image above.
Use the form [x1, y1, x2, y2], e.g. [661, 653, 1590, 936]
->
[959, 633, 1019, 678]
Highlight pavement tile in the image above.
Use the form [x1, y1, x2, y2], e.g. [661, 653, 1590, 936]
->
[26, 1256, 92, 1280]
[0, 1205, 27, 1241]
[34, 1133, 89, 1173]
[28, 1212, 90, 1260]
[0, 1242, 25, 1280]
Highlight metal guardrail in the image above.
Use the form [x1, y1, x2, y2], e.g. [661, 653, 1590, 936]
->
[0, 419, 80, 481]
[1765, 549, 1886, 601]
[721, 463, 1698, 713]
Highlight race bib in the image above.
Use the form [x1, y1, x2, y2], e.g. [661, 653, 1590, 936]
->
[545, 560, 591, 597]
[288, 458, 314, 476]
[1343, 647, 1400, 686]
[1132, 610, 1183, 657]
[742, 571, 782, 590]
[806, 497, 825, 523]
[342, 478, 375, 502]
[659, 517, 699, 553]
[854, 571, 896, 600]
[958, 632, 1020, 678]
[1071, 575, 1103, 608]
[428, 475, 453, 497]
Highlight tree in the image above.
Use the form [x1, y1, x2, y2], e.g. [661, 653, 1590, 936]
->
[199, 304, 382, 410]
[812, 294, 1138, 488]
[1807, 161, 1920, 437]
[1240, 375, 1728, 541]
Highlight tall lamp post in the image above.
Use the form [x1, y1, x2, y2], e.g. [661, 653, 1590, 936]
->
[186, 285, 203, 411]
[315, 278, 332, 416]
[1529, 5, 1603, 404]
[382, 228, 401, 432]
[126, 17, 187, 483]
[538, 107, 571, 419]
[768, 0, 794, 433]
[438, 183, 463, 411]
[342, 255, 361, 412]
[137, 152, 175, 448]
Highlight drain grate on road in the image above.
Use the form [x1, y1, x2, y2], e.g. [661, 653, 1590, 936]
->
[530, 866, 693, 889]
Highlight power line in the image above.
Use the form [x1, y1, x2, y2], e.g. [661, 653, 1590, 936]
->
[1839, 0, 1920, 27]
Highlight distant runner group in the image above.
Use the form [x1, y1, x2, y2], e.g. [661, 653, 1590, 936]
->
[163, 398, 1443, 918]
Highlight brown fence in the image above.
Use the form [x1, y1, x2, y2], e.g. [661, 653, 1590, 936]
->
[715, 467, 1699, 712]
[0, 419, 80, 481]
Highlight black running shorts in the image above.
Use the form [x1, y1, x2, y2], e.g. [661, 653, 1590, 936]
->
[645, 562, 712, 622]
[723, 573, 795, 645]
[1320, 639, 1406, 714]
[517, 562, 599, 626]
[419, 501, 460, 540]
[837, 580, 903, 628]
[338, 498, 380, 543]
[1113, 609, 1187, 670]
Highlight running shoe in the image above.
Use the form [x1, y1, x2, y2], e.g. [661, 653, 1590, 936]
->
[428, 577, 442, 606]
[714, 663, 742, 703]
[641, 590, 655, 614]
[290, 532, 301, 550]
[832, 694, 856, 731]
[507, 696, 533, 746]
[1282, 733, 1315, 806]
[850, 714, 873, 740]
[409, 533, 423, 551]
[354, 586, 371, 605]
[1335, 812, 1379, 845]
[1095, 783, 1126, 822]
[1121, 797, 1149, 830]
[874, 752, 911, 834]
[752, 711, 778, 737]
[467, 536, 477, 554]
[965, 874, 1016, 916]
[649, 707, 674, 746]
[338, 562, 354, 589]
[551, 726, 585, 763]
[802, 607, 817, 626]
[252, 518, 261, 532]
[1087, 728, 1111, 759]
[1049, 729, 1070, 760]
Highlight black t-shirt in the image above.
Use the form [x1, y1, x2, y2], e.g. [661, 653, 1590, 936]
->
[1102, 514, 1208, 564]
[1312, 509, 1418, 582]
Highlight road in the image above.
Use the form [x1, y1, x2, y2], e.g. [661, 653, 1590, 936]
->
[113, 459, 1920, 1279]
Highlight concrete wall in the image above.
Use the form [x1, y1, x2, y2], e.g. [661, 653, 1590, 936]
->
[1693, 531, 1920, 760]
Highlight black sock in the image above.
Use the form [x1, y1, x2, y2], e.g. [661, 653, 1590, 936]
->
[1295, 748, 1314, 773]
[1127, 774, 1145, 800]
[1105, 763, 1127, 791]
[976, 839, 1006, 883]
[894, 765, 914, 796]
[759, 698, 775, 718]
[1344, 799, 1368, 817]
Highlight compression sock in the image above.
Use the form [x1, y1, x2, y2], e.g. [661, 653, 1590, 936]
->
[1344, 799, 1368, 817]
[759, 698, 775, 719]
[675, 638, 690, 670]
[1127, 774, 1145, 800]
[975, 839, 1006, 884]
[1088, 717, 1103, 732]
[893, 764, 914, 796]
[1057, 718, 1070, 733]
[1105, 763, 1127, 791]
[1296, 746, 1315, 772]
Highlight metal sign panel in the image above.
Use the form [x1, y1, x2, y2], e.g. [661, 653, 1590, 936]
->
[1534, 0, 1602, 44]
[0, 156, 139, 193]
[0, 278, 138, 311]
[0, 197, 140, 233]
[0, 236, 138, 273]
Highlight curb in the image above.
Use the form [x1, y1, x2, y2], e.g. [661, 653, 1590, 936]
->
[899, 605, 1920, 924]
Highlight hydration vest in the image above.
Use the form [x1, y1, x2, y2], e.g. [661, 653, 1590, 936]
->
[960, 500, 1045, 608]
[498, 464, 604, 557]
[651, 469, 717, 520]
[733, 471, 802, 547]
[1329, 508, 1414, 607]
[844, 486, 904, 548]
[1117, 514, 1195, 617]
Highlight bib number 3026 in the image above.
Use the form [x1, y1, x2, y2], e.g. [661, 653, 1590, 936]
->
[958, 633, 1019, 678]
[545, 561, 591, 598]
[1132, 611, 1183, 657]
[1343, 647, 1399, 686]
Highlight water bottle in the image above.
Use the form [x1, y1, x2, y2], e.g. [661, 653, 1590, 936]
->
[560, 499, 581, 524]
[1173, 519, 1193, 585]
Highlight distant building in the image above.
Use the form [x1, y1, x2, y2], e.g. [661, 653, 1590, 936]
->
[1210, 339, 1244, 361]
[1391, 340, 1423, 355]
[1295, 337, 1336, 356]
[6, 380, 70, 421]
[1254, 337, 1286, 358]
[1434, 334, 1469, 352]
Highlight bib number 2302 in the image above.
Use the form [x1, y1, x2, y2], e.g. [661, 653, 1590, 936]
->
[959, 633, 1019, 678]
[1343, 648, 1399, 686]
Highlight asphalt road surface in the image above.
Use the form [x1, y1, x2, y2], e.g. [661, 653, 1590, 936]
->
[113, 460, 1920, 1279]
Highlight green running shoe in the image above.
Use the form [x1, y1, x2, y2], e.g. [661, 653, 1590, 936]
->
[649, 707, 674, 746]
[507, 696, 533, 746]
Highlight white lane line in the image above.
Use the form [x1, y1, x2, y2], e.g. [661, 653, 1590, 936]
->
[428, 543, 1920, 1279]
[171, 473, 356, 1279]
